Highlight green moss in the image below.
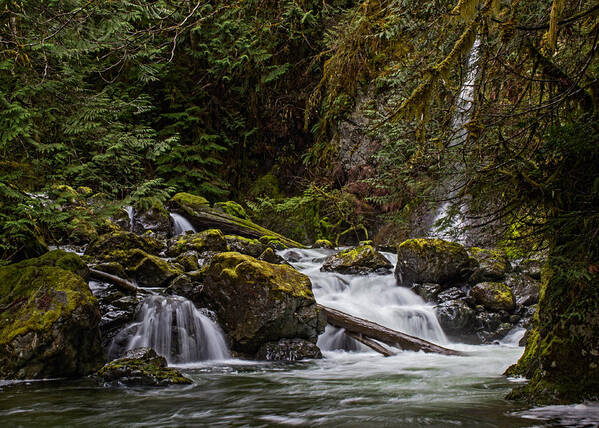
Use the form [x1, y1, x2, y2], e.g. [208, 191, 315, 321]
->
[86, 231, 163, 258]
[0, 252, 96, 346]
[209, 252, 314, 299]
[313, 239, 334, 249]
[247, 173, 283, 199]
[98, 357, 191, 385]
[169, 229, 229, 256]
[170, 192, 210, 212]
[259, 235, 289, 250]
[77, 186, 93, 196]
[214, 201, 249, 220]
[399, 238, 467, 258]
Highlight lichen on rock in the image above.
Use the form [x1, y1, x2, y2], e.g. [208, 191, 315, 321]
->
[321, 245, 392, 274]
[96, 347, 191, 386]
[471, 281, 516, 312]
[395, 238, 472, 287]
[0, 250, 104, 379]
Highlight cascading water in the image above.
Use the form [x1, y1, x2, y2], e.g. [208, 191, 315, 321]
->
[111, 295, 229, 364]
[429, 38, 481, 243]
[170, 212, 196, 236]
[125, 205, 135, 231]
[281, 248, 447, 351]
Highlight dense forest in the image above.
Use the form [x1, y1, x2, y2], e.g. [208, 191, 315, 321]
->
[1, 0, 598, 411]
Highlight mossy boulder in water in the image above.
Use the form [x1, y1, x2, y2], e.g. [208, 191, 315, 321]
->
[96, 347, 191, 386]
[125, 250, 183, 287]
[225, 235, 267, 258]
[131, 201, 172, 237]
[85, 231, 163, 259]
[471, 282, 516, 312]
[198, 252, 325, 356]
[468, 247, 511, 282]
[313, 239, 335, 249]
[0, 251, 104, 379]
[395, 238, 472, 287]
[166, 229, 229, 257]
[321, 245, 392, 274]
[256, 338, 323, 361]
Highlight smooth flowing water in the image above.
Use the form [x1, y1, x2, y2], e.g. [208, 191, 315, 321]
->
[109, 295, 230, 364]
[1, 248, 596, 426]
[170, 213, 196, 236]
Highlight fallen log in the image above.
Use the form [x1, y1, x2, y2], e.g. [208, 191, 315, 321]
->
[347, 332, 396, 357]
[89, 268, 138, 294]
[318, 304, 463, 356]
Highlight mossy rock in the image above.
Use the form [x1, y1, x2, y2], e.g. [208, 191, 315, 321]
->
[225, 235, 267, 258]
[321, 245, 392, 274]
[167, 229, 229, 257]
[198, 252, 325, 355]
[313, 239, 335, 249]
[85, 231, 163, 259]
[247, 172, 283, 199]
[123, 249, 183, 287]
[173, 252, 200, 272]
[471, 282, 516, 312]
[468, 247, 511, 282]
[214, 201, 249, 220]
[69, 218, 98, 245]
[255, 338, 322, 361]
[0, 251, 103, 379]
[259, 235, 289, 250]
[131, 200, 172, 237]
[395, 238, 472, 287]
[170, 192, 210, 211]
[96, 347, 191, 386]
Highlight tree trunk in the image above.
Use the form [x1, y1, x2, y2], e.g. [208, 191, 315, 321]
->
[89, 268, 138, 294]
[319, 304, 463, 356]
[347, 332, 396, 357]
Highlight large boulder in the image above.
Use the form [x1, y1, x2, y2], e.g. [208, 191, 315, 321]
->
[0, 251, 104, 379]
[256, 338, 322, 361]
[197, 252, 326, 355]
[505, 273, 540, 306]
[467, 247, 511, 282]
[435, 299, 477, 339]
[471, 282, 516, 312]
[166, 229, 229, 257]
[395, 238, 472, 287]
[96, 347, 191, 386]
[131, 202, 172, 237]
[321, 245, 392, 274]
[124, 250, 183, 287]
[85, 231, 163, 259]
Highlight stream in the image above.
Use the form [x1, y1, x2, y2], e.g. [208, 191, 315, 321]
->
[1, 248, 597, 427]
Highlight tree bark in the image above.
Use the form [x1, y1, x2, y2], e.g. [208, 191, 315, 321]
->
[347, 332, 396, 357]
[89, 268, 138, 294]
[319, 304, 463, 356]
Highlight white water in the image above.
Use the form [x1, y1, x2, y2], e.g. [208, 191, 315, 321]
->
[280, 248, 447, 350]
[125, 205, 135, 231]
[170, 212, 196, 236]
[116, 295, 229, 364]
[429, 38, 481, 243]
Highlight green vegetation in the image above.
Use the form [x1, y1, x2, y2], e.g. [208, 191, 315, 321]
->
[1, 0, 597, 404]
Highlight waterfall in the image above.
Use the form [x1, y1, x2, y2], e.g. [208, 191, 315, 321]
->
[170, 213, 196, 236]
[281, 248, 447, 352]
[429, 38, 481, 243]
[112, 295, 229, 364]
[125, 205, 135, 231]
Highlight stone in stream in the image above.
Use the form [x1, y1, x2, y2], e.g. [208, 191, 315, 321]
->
[471, 282, 516, 312]
[130, 201, 173, 237]
[95, 347, 191, 386]
[256, 338, 322, 361]
[467, 247, 511, 283]
[321, 245, 392, 274]
[0, 251, 104, 379]
[173, 252, 326, 357]
[86, 230, 164, 259]
[395, 238, 473, 287]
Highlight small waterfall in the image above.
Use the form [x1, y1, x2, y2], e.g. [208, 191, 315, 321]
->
[170, 213, 196, 236]
[429, 38, 481, 242]
[113, 295, 229, 364]
[125, 205, 135, 231]
[281, 248, 448, 352]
